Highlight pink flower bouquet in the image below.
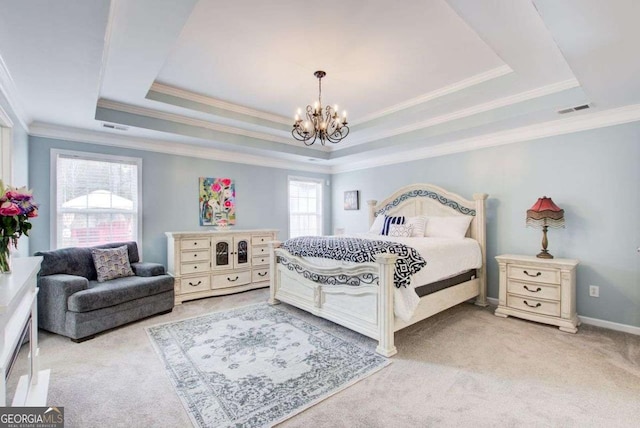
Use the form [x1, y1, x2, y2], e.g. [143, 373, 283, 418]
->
[0, 182, 38, 272]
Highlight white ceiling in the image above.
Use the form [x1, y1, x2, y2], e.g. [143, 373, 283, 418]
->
[1, 0, 639, 172]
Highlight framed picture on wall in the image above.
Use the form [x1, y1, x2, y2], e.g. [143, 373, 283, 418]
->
[199, 177, 236, 226]
[344, 190, 359, 210]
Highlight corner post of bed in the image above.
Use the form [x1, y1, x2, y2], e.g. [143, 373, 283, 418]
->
[367, 200, 377, 227]
[268, 240, 282, 305]
[375, 253, 398, 357]
[473, 193, 489, 307]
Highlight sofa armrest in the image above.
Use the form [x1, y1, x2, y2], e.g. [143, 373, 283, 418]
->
[37, 274, 89, 335]
[131, 262, 166, 277]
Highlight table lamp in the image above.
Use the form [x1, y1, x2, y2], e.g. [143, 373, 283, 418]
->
[526, 196, 565, 259]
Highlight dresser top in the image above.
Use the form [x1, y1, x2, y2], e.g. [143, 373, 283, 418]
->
[495, 254, 579, 268]
[166, 229, 278, 238]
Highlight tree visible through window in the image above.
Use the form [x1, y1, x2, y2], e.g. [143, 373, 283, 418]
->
[288, 177, 323, 238]
[53, 150, 141, 248]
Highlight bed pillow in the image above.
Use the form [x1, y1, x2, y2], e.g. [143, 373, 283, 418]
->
[91, 245, 135, 282]
[424, 216, 473, 239]
[381, 215, 405, 235]
[406, 216, 427, 237]
[368, 215, 385, 234]
[388, 224, 414, 238]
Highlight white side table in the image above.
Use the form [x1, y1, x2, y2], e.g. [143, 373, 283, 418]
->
[494, 254, 580, 333]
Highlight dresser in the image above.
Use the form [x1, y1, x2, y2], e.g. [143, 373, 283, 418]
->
[1, 257, 49, 406]
[494, 254, 580, 333]
[166, 229, 277, 304]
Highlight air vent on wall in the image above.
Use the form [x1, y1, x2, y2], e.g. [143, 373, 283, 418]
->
[102, 123, 129, 131]
[557, 104, 590, 115]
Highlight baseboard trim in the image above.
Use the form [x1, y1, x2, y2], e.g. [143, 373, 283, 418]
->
[485, 297, 640, 336]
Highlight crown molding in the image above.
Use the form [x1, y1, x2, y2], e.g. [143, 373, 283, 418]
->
[97, 98, 329, 151]
[149, 82, 292, 125]
[331, 104, 640, 173]
[0, 53, 30, 130]
[343, 78, 581, 147]
[350, 65, 514, 126]
[95, 0, 119, 98]
[29, 122, 332, 174]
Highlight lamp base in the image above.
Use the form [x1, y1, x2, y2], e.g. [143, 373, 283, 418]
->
[536, 249, 554, 259]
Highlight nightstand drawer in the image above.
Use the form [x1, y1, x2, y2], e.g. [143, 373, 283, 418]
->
[212, 270, 251, 289]
[180, 276, 210, 294]
[508, 264, 560, 285]
[507, 280, 560, 301]
[507, 294, 560, 317]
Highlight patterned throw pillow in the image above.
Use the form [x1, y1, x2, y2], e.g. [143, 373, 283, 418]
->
[407, 216, 427, 237]
[381, 215, 405, 235]
[388, 224, 414, 238]
[92, 245, 135, 282]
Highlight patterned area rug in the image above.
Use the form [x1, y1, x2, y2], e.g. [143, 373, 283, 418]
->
[147, 304, 390, 427]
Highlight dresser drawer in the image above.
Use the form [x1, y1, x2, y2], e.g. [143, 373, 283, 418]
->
[180, 261, 209, 275]
[507, 279, 560, 301]
[507, 294, 560, 317]
[251, 235, 272, 245]
[181, 238, 210, 251]
[252, 268, 269, 282]
[507, 264, 560, 285]
[252, 245, 268, 256]
[181, 249, 210, 262]
[252, 255, 270, 266]
[212, 270, 251, 289]
[180, 275, 210, 294]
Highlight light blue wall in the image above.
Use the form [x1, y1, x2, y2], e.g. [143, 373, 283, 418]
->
[0, 92, 30, 256]
[28, 136, 332, 266]
[332, 122, 640, 328]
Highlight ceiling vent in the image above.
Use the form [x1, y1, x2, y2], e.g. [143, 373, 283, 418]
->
[557, 104, 590, 115]
[102, 123, 128, 131]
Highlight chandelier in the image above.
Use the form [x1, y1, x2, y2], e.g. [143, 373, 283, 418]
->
[292, 71, 349, 146]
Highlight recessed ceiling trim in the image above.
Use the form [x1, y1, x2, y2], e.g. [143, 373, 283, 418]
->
[95, 0, 119, 100]
[331, 103, 640, 173]
[0, 52, 30, 130]
[350, 65, 513, 126]
[149, 82, 291, 125]
[342, 78, 581, 147]
[29, 122, 332, 174]
[96, 98, 326, 149]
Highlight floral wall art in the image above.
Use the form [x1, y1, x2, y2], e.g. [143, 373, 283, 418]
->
[199, 177, 236, 227]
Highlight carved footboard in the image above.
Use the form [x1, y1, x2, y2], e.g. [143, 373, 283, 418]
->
[269, 241, 399, 357]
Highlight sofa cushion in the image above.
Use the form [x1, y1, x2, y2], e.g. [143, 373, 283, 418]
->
[67, 275, 174, 313]
[35, 242, 140, 279]
[92, 245, 135, 282]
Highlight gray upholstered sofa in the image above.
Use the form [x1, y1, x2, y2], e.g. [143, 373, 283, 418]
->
[35, 242, 174, 342]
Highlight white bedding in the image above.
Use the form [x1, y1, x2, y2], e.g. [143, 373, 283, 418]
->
[301, 233, 482, 321]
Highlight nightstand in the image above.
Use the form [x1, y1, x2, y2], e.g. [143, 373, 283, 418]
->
[494, 254, 580, 333]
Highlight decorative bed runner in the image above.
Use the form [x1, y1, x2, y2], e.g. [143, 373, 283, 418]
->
[281, 236, 426, 288]
[147, 304, 390, 428]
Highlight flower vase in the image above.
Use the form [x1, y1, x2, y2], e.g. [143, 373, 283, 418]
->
[0, 240, 12, 274]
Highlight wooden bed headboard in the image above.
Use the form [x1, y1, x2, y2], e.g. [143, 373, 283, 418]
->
[367, 183, 488, 278]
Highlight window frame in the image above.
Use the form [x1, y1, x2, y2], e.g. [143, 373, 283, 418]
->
[287, 175, 324, 238]
[50, 149, 143, 250]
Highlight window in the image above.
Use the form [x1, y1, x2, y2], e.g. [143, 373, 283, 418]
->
[52, 150, 142, 249]
[288, 177, 323, 238]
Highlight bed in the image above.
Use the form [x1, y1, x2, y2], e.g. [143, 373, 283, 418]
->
[268, 183, 488, 357]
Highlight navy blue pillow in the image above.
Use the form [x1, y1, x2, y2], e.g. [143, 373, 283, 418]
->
[381, 215, 405, 235]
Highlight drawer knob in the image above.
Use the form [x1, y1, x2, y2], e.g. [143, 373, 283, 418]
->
[193, 266, 198, 269]
[523, 270, 541, 277]
[194, 254, 198, 257]
[258, 272, 267, 277]
[227, 276, 239, 282]
[523, 285, 542, 293]
[189, 280, 202, 287]
[523, 300, 542, 308]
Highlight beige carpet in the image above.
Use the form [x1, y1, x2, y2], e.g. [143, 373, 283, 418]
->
[12, 289, 640, 427]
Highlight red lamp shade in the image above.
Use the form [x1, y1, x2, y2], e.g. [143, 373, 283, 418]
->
[526, 196, 565, 229]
